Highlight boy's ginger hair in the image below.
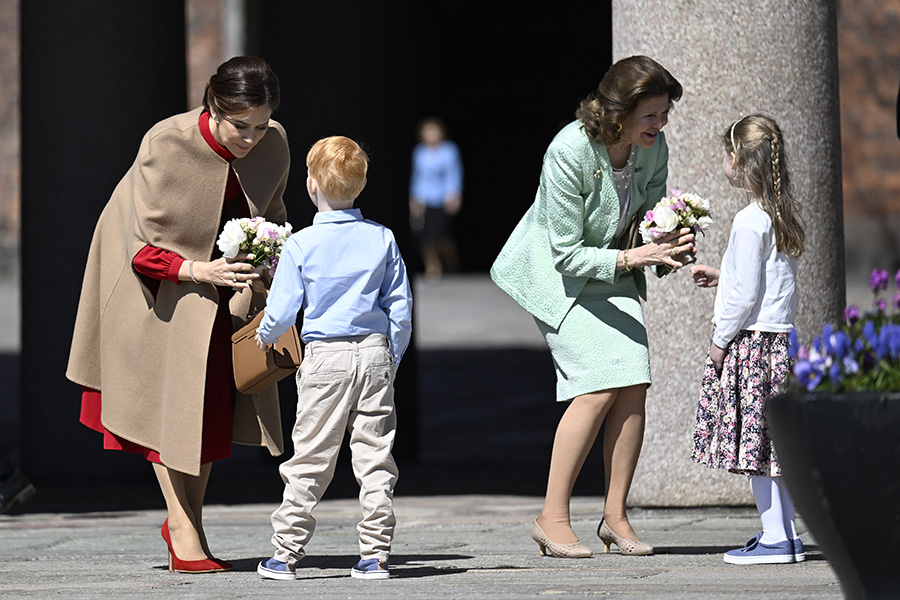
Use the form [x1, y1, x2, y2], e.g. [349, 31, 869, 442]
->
[306, 136, 368, 201]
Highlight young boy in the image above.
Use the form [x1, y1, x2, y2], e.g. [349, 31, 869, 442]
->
[254, 136, 412, 580]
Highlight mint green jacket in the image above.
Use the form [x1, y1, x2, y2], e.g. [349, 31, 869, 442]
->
[490, 120, 669, 329]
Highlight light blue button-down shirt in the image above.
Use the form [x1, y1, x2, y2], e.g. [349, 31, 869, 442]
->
[258, 209, 413, 365]
[409, 141, 463, 208]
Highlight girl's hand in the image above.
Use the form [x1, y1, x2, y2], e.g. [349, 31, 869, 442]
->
[690, 264, 720, 288]
[709, 342, 726, 373]
[192, 254, 260, 289]
[254, 330, 272, 351]
[629, 228, 695, 270]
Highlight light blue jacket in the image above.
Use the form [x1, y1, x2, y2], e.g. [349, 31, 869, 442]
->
[490, 120, 669, 329]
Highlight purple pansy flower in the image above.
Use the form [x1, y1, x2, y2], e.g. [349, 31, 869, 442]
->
[870, 269, 889, 293]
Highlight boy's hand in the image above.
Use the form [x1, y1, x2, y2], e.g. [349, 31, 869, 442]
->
[254, 330, 272, 351]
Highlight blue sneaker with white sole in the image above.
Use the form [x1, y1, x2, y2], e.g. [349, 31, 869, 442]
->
[257, 557, 297, 580]
[724, 534, 797, 565]
[350, 558, 390, 579]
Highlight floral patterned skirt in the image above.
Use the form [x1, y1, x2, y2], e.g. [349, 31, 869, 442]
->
[691, 329, 792, 477]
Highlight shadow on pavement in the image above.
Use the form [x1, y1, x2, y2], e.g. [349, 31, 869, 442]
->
[4, 346, 610, 514]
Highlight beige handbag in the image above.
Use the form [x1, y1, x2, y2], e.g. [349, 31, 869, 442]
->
[231, 311, 302, 394]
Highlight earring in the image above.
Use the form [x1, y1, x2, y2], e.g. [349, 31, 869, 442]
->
[211, 113, 219, 124]
[616, 123, 623, 133]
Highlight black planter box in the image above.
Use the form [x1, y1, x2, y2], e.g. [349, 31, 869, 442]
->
[768, 391, 900, 600]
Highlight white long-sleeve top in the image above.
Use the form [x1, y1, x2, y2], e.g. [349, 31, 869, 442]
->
[712, 202, 798, 349]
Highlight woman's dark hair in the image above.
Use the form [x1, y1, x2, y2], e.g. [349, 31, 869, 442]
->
[202, 56, 280, 116]
[576, 55, 682, 145]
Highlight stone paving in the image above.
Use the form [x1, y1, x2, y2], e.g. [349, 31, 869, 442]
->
[0, 272, 852, 598]
[0, 496, 842, 599]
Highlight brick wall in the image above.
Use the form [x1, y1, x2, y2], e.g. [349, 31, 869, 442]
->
[838, 0, 900, 217]
[186, 0, 226, 109]
[0, 0, 20, 245]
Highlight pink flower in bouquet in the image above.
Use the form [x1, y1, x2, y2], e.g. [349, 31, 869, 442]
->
[216, 217, 293, 275]
[639, 189, 712, 244]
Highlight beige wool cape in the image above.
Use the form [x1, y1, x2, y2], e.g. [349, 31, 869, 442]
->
[67, 107, 290, 476]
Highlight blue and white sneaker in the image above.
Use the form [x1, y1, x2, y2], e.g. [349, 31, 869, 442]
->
[724, 533, 796, 565]
[257, 557, 297, 580]
[350, 558, 390, 579]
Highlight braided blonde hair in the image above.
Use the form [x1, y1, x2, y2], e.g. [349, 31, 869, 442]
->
[725, 114, 805, 257]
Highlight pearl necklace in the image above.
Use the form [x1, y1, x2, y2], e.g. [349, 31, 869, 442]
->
[591, 142, 636, 240]
[595, 145, 635, 178]
[596, 145, 636, 200]
[611, 147, 636, 195]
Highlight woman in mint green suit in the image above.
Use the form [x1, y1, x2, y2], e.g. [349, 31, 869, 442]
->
[491, 56, 693, 558]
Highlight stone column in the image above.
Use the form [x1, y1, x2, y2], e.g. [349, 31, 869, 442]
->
[613, 0, 845, 505]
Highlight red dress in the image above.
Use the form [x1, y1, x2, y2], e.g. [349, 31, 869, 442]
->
[80, 112, 250, 466]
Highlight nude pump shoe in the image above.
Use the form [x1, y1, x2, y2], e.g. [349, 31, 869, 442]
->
[596, 518, 653, 556]
[531, 519, 593, 558]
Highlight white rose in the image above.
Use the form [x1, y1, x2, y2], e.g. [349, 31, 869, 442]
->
[639, 221, 653, 244]
[217, 219, 246, 258]
[697, 215, 713, 230]
[652, 204, 679, 234]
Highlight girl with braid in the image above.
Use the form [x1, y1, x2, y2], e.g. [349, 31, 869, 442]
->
[689, 114, 806, 565]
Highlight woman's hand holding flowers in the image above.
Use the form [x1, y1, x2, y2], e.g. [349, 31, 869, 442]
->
[626, 228, 695, 271]
[188, 253, 260, 289]
[206, 216, 293, 290]
[635, 189, 710, 276]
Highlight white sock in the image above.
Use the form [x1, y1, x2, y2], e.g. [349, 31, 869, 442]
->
[750, 475, 797, 545]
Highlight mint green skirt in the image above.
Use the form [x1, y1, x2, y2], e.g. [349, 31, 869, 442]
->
[536, 273, 651, 402]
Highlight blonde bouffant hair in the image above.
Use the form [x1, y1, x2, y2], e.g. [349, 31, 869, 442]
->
[725, 114, 805, 257]
[306, 136, 368, 201]
[576, 55, 683, 145]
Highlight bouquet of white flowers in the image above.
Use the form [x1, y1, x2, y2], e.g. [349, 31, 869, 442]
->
[639, 189, 712, 244]
[216, 217, 293, 276]
[637, 189, 711, 276]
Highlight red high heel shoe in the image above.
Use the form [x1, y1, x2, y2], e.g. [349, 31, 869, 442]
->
[161, 519, 232, 573]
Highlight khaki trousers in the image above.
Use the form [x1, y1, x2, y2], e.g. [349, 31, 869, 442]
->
[270, 334, 398, 562]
